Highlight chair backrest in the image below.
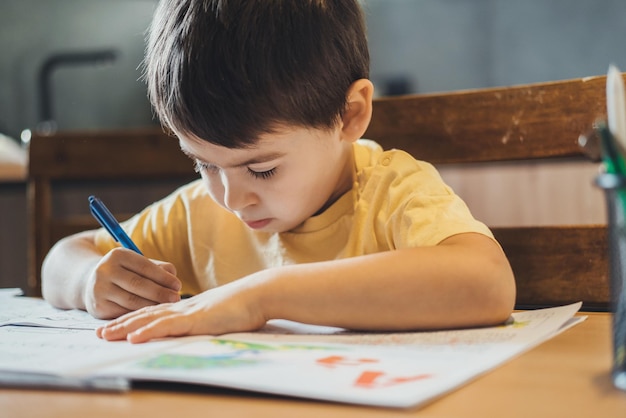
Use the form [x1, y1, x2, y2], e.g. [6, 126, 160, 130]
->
[364, 75, 617, 311]
[27, 128, 197, 295]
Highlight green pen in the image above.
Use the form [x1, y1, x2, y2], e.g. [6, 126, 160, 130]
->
[597, 122, 626, 176]
[593, 123, 626, 225]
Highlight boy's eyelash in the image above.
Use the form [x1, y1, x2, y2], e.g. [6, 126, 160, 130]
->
[194, 160, 276, 180]
[247, 167, 276, 180]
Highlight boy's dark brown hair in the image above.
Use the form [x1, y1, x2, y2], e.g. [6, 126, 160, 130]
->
[144, 0, 370, 148]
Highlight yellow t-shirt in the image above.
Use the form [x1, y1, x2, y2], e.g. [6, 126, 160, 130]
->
[95, 139, 492, 295]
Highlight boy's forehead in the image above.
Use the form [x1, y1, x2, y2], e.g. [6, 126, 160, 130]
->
[178, 124, 322, 152]
[178, 134, 288, 167]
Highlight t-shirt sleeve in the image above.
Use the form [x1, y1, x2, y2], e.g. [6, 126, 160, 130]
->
[371, 151, 494, 249]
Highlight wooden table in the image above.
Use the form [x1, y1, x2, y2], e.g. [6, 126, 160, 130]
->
[2, 313, 626, 418]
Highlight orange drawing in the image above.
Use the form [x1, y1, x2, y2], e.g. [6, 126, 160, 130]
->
[354, 371, 432, 388]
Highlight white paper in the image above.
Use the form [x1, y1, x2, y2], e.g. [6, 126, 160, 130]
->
[94, 303, 584, 408]
[0, 289, 107, 330]
[0, 291, 585, 408]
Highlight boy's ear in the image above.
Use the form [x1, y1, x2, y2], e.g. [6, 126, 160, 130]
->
[339, 79, 374, 143]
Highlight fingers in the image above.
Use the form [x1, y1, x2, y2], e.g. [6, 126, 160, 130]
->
[97, 304, 193, 344]
[126, 315, 193, 344]
[110, 249, 180, 299]
[122, 253, 181, 293]
[111, 271, 180, 305]
[152, 260, 177, 276]
[106, 284, 178, 315]
[85, 297, 129, 320]
[87, 249, 182, 318]
[96, 279, 267, 344]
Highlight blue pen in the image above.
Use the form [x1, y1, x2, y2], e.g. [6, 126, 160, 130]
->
[88, 195, 143, 255]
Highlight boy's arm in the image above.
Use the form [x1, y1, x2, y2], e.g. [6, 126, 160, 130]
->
[263, 232, 514, 330]
[98, 232, 515, 342]
[41, 231, 182, 319]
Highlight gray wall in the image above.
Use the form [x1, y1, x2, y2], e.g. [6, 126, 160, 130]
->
[0, 0, 159, 140]
[365, 0, 626, 96]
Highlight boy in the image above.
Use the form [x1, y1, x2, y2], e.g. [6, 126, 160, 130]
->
[42, 0, 515, 344]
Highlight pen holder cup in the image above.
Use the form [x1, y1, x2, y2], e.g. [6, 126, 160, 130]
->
[596, 172, 626, 391]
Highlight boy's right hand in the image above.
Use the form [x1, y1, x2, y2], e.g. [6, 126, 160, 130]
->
[83, 247, 182, 319]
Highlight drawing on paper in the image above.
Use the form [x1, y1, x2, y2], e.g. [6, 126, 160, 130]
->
[137, 338, 344, 371]
[138, 353, 260, 370]
[354, 370, 433, 388]
[499, 319, 531, 329]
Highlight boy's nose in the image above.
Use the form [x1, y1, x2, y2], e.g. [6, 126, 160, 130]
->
[222, 177, 256, 211]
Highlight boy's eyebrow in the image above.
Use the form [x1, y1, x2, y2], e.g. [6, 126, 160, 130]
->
[179, 146, 285, 168]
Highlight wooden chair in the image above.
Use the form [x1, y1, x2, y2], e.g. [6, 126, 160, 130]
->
[26, 128, 198, 296]
[364, 74, 617, 311]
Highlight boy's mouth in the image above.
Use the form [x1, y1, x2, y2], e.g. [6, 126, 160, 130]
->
[244, 218, 272, 229]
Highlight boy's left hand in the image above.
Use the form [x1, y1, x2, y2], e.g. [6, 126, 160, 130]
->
[96, 279, 266, 343]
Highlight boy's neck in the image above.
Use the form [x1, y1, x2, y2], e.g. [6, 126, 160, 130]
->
[313, 143, 356, 216]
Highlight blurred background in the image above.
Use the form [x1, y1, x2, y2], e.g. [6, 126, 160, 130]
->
[3, 0, 626, 140]
[1, 0, 626, 288]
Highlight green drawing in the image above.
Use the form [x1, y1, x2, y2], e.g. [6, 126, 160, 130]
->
[136, 339, 341, 371]
[211, 338, 341, 352]
[138, 353, 259, 370]
[508, 320, 531, 328]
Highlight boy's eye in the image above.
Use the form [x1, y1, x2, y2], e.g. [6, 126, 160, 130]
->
[247, 167, 276, 180]
[194, 160, 276, 180]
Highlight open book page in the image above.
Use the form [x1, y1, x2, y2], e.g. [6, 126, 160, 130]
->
[0, 290, 584, 408]
[95, 303, 584, 408]
[0, 288, 107, 330]
[227, 302, 585, 346]
[0, 326, 184, 376]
